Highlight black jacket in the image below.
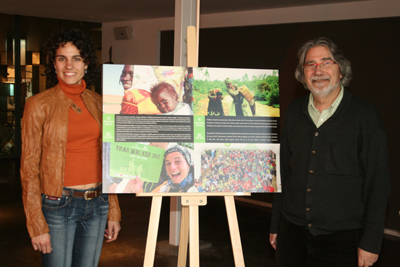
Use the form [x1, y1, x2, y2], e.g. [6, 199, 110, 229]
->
[270, 89, 390, 254]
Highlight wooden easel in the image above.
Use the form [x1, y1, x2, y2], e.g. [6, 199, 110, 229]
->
[139, 1, 249, 266]
[177, 193, 251, 267]
[137, 193, 250, 267]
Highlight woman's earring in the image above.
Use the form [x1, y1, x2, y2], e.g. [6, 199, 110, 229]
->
[85, 69, 87, 74]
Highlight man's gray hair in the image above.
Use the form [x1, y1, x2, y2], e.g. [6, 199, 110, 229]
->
[295, 37, 352, 88]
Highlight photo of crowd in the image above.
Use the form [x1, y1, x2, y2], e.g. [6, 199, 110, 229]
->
[198, 149, 277, 193]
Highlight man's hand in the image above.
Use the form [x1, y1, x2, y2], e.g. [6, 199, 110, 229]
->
[31, 233, 52, 254]
[358, 248, 379, 267]
[105, 221, 121, 242]
[269, 233, 277, 250]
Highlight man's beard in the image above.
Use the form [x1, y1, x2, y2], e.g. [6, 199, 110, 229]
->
[308, 75, 340, 98]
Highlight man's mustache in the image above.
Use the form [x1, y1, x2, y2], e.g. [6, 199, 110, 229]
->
[311, 75, 330, 81]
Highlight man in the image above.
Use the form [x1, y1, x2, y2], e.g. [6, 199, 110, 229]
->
[269, 37, 390, 267]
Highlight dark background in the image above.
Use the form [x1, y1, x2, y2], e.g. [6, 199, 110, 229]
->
[160, 16, 400, 231]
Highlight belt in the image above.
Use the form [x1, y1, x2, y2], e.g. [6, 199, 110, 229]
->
[62, 188, 101, 200]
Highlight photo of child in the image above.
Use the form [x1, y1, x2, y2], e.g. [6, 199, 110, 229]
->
[150, 82, 193, 115]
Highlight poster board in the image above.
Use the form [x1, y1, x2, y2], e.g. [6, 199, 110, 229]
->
[102, 65, 280, 194]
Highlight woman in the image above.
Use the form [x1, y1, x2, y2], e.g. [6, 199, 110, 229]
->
[120, 65, 134, 90]
[225, 78, 254, 116]
[119, 65, 160, 115]
[20, 29, 121, 267]
[153, 145, 198, 193]
[119, 145, 196, 193]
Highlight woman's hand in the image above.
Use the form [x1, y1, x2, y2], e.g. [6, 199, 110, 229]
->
[31, 233, 52, 254]
[105, 221, 121, 242]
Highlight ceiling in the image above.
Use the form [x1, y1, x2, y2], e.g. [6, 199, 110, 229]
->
[0, 0, 365, 23]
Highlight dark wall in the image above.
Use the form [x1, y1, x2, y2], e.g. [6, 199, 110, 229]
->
[160, 16, 400, 231]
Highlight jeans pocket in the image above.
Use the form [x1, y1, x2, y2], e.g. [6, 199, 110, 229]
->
[42, 194, 68, 210]
[100, 194, 109, 203]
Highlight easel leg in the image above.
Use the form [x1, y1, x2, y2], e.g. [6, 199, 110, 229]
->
[189, 205, 200, 267]
[179, 196, 207, 267]
[177, 205, 189, 267]
[143, 196, 163, 267]
[225, 196, 245, 267]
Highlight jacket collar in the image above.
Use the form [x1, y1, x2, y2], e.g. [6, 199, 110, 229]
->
[55, 84, 84, 114]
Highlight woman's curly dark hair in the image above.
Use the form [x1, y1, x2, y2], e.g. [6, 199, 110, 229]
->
[43, 28, 100, 87]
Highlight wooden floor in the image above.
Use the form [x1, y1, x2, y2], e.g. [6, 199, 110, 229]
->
[1, 158, 399, 267]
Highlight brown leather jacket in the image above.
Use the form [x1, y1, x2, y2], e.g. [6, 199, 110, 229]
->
[20, 84, 121, 238]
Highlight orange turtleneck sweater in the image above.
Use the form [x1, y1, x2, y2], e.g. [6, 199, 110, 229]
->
[58, 77, 102, 186]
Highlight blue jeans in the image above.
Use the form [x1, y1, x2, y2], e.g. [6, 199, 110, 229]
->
[41, 185, 109, 267]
